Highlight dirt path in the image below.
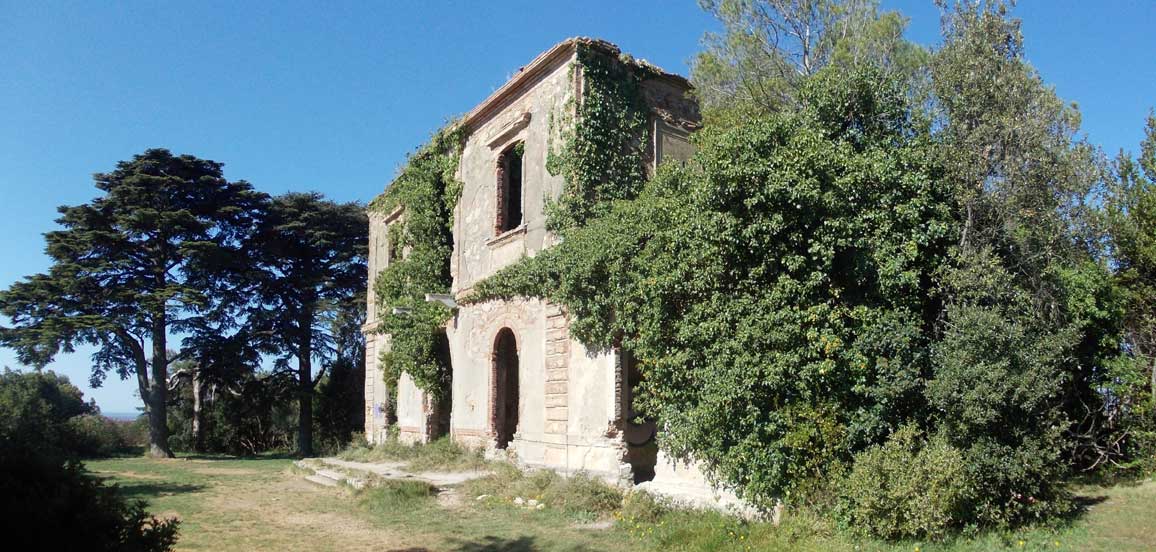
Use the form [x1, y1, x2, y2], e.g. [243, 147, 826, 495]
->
[90, 457, 433, 552]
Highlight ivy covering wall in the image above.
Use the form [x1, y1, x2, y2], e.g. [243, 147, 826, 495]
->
[370, 125, 464, 400]
[545, 45, 656, 233]
[468, 43, 658, 310]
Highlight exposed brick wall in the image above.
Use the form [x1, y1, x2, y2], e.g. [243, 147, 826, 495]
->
[493, 159, 506, 235]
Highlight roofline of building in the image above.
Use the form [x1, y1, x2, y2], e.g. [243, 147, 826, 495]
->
[458, 37, 692, 134]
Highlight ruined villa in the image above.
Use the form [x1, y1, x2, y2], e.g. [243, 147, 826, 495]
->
[362, 38, 738, 504]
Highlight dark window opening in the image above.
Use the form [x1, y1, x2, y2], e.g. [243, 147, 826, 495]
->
[492, 328, 520, 449]
[496, 143, 524, 234]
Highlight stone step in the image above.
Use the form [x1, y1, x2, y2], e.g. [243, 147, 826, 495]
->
[297, 459, 368, 490]
[304, 474, 339, 487]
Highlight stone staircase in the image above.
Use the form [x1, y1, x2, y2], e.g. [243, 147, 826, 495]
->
[295, 457, 490, 490]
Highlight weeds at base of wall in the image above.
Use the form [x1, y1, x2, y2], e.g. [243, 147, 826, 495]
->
[338, 436, 487, 472]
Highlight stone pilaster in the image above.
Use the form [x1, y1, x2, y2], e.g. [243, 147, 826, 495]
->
[543, 304, 569, 436]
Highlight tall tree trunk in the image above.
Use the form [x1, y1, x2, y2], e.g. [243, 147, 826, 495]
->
[192, 367, 205, 453]
[298, 312, 314, 457]
[148, 315, 174, 458]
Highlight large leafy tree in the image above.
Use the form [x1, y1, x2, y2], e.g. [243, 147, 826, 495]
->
[467, 1, 1129, 533]
[693, 0, 928, 113]
[0, 149, 264, 457]
[249, 192, 367, 457]
[472, 66, 955, 505]
[1105, 113, 1156, 464]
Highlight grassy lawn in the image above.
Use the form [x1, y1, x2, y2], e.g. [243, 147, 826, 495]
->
[87, 454, 1156, 552]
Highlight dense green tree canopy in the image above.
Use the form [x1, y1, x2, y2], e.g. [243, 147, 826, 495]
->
[249, 192, 367, 457]
[0, 149, 265, 457]
[1105, 114, 1156, 467]
[463, 1, 1142, 536]
[471, 66, 954, 506]
[693, 0, 928, 113]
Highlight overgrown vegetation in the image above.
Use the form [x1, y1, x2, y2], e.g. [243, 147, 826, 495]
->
[339, 436, 487, 472]
[463, 0, 1156, 540]
[370, 125, 465, 400]
[464, 463, 624, 520]
[544, 42, 654, 233]
[0, 369, 179, 551]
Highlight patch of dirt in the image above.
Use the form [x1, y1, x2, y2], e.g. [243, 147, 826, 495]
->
[198, 468, 426, 551]
[156, 510, 182, 522]
[435, 487, 464, 509]
[93, 470, 164, 480]
[191, 467, 262, 476]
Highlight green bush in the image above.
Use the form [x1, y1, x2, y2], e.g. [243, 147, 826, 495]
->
[69, 414, 135, 457]
[0, 369, 179, 550]
[2, 457, 179, 551]
[838, 425, 971, 540]
[620, 490, 670, 523]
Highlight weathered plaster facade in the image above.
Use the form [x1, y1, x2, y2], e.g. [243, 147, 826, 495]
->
[364, 38, 743, 509]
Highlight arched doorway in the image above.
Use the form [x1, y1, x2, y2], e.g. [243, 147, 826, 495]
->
[621, 349, 658, 483]
[427, 330, 452, 441]
[492, 328, 519, 449]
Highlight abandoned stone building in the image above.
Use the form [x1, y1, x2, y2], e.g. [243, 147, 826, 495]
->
[363, 38, 739, 506]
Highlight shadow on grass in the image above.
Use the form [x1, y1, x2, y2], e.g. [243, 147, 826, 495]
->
[445, 535, 587, 552]
[176, 451, 298, 461]
[112, 480, 206, 501]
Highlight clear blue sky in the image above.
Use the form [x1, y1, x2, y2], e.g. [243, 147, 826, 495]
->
[1, 1, 1153, 412]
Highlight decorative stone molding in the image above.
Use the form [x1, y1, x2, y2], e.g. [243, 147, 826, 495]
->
[486, 112, 532, 150]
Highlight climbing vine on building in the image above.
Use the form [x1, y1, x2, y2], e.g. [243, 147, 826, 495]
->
[544, 44, 655, 233]
[468, 44, 657, 310]
[370, 124, 464, 400]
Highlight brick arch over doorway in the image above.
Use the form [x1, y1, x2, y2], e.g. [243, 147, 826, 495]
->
[491, 327, 520, 449]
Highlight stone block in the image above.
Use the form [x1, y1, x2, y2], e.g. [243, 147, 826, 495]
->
[545, 381, 568, 395]
[545, 394, 568, 407]
[546, 406, 568, 421]
[544, 421, 567, 435]
[543, 445, 568, 465]
[546, 329, 568, 342]
[546, 367, 568, 382]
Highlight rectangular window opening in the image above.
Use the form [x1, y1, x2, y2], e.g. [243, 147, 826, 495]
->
[497, 143, 524, 233]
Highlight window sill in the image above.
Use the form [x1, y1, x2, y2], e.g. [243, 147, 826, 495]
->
[486, 224, 527, 248]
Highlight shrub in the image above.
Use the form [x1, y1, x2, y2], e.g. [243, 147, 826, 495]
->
[1, 457, 179, 551]
[69, 414, 134, 457]
[0, 368, 92, 461]
[0, 369, 179, 550]
[838, 425, 970, 540]
[620, 490, 670, 523]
